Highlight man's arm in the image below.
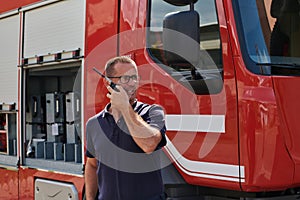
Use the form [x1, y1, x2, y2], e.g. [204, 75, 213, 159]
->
[85, 157, 98, 200]
[107, 86, 164, 153]
[122, 103, 163, 153]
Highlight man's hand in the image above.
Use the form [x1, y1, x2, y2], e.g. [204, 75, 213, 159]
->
[106, 85, 130, 112]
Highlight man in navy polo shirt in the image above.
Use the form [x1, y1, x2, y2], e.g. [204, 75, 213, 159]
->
[85, 56, 167, 200]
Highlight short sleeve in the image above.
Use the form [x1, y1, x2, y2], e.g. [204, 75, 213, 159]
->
[147, 105, 167, 149]
[85, 118, 96, 158]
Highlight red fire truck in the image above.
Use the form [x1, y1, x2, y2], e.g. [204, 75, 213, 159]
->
[0, 0, 300, 199]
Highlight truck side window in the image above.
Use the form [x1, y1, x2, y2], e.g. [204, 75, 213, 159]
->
[147, 0, 223, 95]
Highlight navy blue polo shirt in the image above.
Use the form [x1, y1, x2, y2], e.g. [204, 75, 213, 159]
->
[86, 101, 167, 200]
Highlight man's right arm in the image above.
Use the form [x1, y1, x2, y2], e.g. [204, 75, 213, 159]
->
[85, 157, 98, 200]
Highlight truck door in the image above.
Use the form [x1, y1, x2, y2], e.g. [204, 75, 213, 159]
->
[117, 0, 241, 193]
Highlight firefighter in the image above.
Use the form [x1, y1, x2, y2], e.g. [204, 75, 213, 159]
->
[85, 56, 167, 200]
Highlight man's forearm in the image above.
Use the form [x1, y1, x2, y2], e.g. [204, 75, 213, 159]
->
[85, 160, 98, 200]
[121, 104, 162, 153]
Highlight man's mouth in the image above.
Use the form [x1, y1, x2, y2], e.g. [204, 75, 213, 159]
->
[125, 89, 136, 96]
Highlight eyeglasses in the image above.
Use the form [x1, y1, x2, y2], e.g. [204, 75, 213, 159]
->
[108, 74, 140, 84]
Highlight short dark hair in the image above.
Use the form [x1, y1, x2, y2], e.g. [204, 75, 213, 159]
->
[105, 56, 137, 77]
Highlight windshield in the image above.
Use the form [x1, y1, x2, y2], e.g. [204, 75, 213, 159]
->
[233, 0, 300, 75]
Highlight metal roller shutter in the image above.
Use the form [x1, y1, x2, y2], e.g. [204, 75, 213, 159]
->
[0, 14, 19, 105]
[23, 0, 85, 58]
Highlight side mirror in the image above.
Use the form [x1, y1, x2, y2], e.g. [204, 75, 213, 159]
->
[163, 9, 200, 65]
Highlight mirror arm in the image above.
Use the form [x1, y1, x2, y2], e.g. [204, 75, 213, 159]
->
[190, 3, 194, 11]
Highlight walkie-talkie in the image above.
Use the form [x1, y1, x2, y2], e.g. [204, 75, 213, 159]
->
[93, 67, 120, 92]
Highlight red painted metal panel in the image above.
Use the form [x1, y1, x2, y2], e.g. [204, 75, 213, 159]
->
[85, 0, 119, 120]
[0, 168, 18, 199]
[0, 0, 40, 14]
[273, 77, 300, 185]
[19, 168, 84, 200]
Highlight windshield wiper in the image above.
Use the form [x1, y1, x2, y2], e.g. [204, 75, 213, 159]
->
[256, 62, 300, 69]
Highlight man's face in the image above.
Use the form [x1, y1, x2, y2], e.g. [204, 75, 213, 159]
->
[110, 62, 139, 102]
